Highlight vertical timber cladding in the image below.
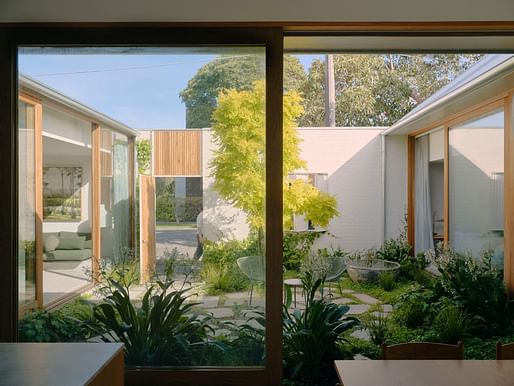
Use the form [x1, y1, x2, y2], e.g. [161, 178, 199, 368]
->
[153, 130, 202, 177]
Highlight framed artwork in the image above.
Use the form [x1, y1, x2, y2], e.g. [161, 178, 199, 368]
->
[43, 166, 82, 221]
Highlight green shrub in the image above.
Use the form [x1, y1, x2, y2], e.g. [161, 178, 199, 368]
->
[201, 237, 259, 294]
[202, 263, 248, 294]
[19, 298, 94, 342]
[433, 247, 513, 337]
[361, 312, 390, 346]
[433, 303, 477, 344]
[393, 285, 435, 328]
[89, 277, 218, 366]
[283, 273, 359, 385]
[378, 271, 396, 292]
[283, 231, 323, 271]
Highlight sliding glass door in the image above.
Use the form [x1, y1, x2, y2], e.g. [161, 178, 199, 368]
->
[18, 96, 42, 310]
[449, 108, 504, 265]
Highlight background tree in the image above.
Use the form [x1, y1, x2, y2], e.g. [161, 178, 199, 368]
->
[180, 55, 307, 128]
[299, 54, 483, 127]
[210, 80, 339, 235]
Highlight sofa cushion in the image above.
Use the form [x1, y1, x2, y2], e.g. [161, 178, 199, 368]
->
[83, 239, 92, 249]
[43, 233, 60, 252]
[57, 236, 85, 250]
[59, 231, 80, 238]
[44, 249, 91, 261]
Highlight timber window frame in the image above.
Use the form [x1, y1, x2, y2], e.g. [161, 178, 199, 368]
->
[0, 26, 284, 386]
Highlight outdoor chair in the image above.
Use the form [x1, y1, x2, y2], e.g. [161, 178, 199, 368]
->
[381, 341, 464, 360]
[324, 255, 347, 296]
[236, 255, 265, 305]
[496, 342, 514, 359]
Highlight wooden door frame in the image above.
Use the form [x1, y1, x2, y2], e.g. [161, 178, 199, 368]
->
[17, 92, 43, 315]
[2, 21, 514, 383]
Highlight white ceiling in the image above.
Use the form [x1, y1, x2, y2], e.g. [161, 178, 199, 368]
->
[43, 136, 90, 160]
[0, 0, 513, 23]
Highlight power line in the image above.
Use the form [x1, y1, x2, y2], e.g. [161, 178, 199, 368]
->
[32, 55, 253, 77]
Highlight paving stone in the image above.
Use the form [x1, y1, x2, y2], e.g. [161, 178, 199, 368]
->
[341, 289, 355, 294]
[197, 296, 220, 308]
[331, 297, 356, 305]
[371, 311, 390, 318]
[347, 304, 370, 315]
[381, 304, 393, 313]
[351, 328, 371, 341]
[352, 293, 381, 305]
[209, 307, 234, 318]
[224, 292, 250, 299]
[224, 298, 246, 306]
[213, 328, 231, 337]
[249, 298, 265, 307]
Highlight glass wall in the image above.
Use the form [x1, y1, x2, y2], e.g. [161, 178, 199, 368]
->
[18, 100, 37, 306]
[101, 129, 131, 263]
[449, 109, 504, 265]
[17, 45, 266, 369]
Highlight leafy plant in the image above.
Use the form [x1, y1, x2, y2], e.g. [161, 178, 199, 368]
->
[378, 271, 396, 292]
[283, 273, 359, 385]
[361, 312, 390, 346]
[19, 298, 94, 342]
[89, 277, 218, 366]
[200, 237, 258, 294]
[210, 80, 339, 234]
[136, 138, 151, 175]
[433, 246, 513, 336]
[433, 303, 477, 344]
[283, 230, 323, 271]
[393, 284, 435, 329]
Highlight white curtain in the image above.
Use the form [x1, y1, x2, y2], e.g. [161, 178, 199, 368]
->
[415, 135, 434, 254]
[113, 138, 130, 262]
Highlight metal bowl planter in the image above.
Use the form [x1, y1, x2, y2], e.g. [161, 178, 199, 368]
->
[346, 258, 400, 283]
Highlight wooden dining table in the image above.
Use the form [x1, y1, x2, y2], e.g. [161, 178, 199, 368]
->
[335, 360, 514, 386]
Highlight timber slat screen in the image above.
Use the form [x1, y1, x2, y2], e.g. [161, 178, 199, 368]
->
[153, 130, 202, 177]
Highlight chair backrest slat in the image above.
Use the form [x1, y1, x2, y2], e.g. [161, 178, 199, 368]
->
[496, 342, 514, 360]
[381, 342, 464, 360]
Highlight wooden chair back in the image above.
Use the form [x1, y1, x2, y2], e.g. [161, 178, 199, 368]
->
[381, 341, 464, 360]
[496, 342, 514, 359]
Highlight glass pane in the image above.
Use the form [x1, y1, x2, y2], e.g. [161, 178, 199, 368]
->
[449, 109, 504, 265]
[40, 104, 93, 306]
[101, 129, 131, 263]
[18, 46, 266, 368]
[18, 100, 36, 305]
[413, 128, 444, 254]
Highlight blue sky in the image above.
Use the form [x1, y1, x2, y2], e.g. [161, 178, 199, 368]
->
[19, 52, 320, 129]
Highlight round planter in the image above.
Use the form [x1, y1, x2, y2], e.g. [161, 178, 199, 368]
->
[346, 258, 400, 283]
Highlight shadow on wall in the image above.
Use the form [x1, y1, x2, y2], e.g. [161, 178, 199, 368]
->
[200, 191, 250, 242]
[449, 146, 503, 262]
[313, 135, 384, 252]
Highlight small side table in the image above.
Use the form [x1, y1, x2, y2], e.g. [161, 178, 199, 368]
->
[284, 278, 304, 307]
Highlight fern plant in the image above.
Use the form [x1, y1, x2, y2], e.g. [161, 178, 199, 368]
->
[283, 273, 359, 385]
[89, 277, 219, 366]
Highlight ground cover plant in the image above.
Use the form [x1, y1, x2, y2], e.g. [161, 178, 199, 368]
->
[341, 241, 514, 360]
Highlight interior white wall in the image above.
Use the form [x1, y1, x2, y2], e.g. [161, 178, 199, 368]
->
[1, 0, 513, 22]
[429, 161, 444, 236]
[384, 135, 408, 240]
[42, 105, 92, 234]
[429, 129, 444, 162]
